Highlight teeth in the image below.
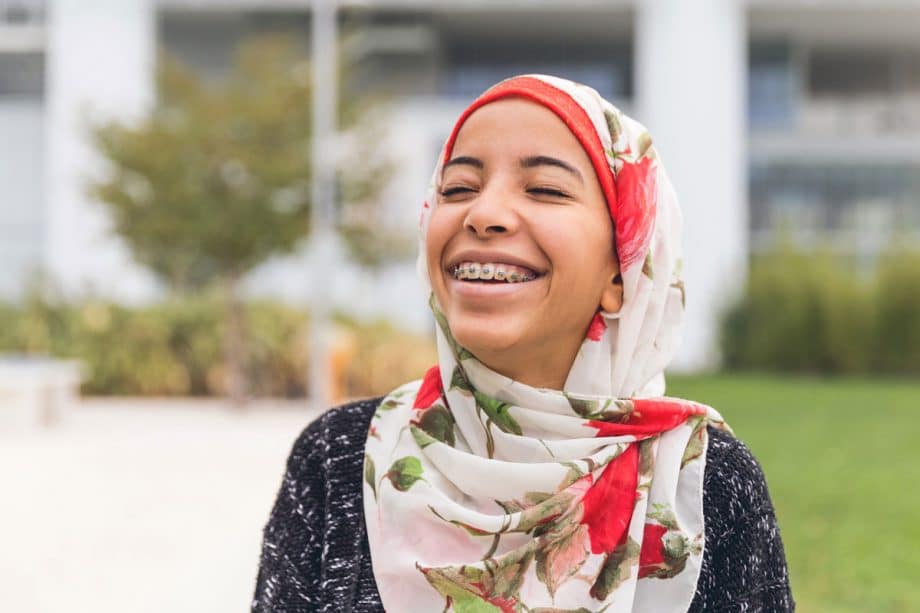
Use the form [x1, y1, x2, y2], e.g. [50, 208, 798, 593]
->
[451, 261, 537, 283]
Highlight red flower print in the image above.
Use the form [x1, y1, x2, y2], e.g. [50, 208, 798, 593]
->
[613, 155, 657, 272]
[579, 444, 639, 554]
[413, 365, 443, 409]
[637, 523, 668, 577]
[586, 312, 607, 341]
[588, 398, 706, 438]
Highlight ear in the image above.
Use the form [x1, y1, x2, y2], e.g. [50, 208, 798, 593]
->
[600, 271, 624, 314]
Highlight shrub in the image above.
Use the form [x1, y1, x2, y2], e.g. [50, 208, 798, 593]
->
[720, 243, 918, 376]
[874, 249, 920, 374]
[0, 295, 435, 398]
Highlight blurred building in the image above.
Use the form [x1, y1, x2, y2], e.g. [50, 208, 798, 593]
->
[2, 0, 920, 370]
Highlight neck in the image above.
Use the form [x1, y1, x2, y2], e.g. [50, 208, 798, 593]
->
[471, 342, 579, 390]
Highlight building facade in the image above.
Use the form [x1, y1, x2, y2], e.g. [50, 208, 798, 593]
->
[2, 0, 919, 370]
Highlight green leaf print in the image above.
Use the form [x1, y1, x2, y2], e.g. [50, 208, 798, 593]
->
[417, 404, 457, 447]
[420, 565, 504, 613]
[603, 108, 622, 145]
[428, 505, 497, 537]
[637, 131, 654, 160]
[638, 438, 656, 478]
[364, 454, 377, 501]
[535, 521, 590, 597]
[450, 365, 474, 394]
[385, 456, 424, 492]
[680, 415, 706, 469]
[565, 395, 634, 422]
[418, 546, 534, 613]
[473, 391, 522, 435]
[643, 531, 691, 580]
[647, 503, 680, 530]
[557, 461, 587, 490]
[411, 425, 438, 449]
[430, 294, 474, 361]
[564, 394, 601, 419]
[515, 491, 577, 534]
[670, 279, 686, 307]
[589, 536, 640, 600]
[495, 491, 553, 515]
[642, 252, 654, 280]
[377, 398, 401, 412]
[485, 545, 534, 601]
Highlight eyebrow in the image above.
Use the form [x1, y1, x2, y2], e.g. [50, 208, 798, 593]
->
[520, 155, 583, 183]
[443, 156, 484, 171]
[443, 155, 584, 183]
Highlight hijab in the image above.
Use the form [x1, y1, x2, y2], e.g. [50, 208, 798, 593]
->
[362, 74, 728, 612]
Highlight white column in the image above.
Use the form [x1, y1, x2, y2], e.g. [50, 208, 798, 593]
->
[635, 0, 747, 371]
[45, 0, 159, 302]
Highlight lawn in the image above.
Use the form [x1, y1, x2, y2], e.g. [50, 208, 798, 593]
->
[667, 373, 920, 613]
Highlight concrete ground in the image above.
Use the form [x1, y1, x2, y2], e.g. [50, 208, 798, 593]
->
[0, 397, 321, 613]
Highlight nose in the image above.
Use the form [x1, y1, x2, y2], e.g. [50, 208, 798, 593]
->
[462, 182, 519, 238]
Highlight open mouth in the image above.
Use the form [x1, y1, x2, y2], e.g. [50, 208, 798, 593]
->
[450, 261, 541, 283]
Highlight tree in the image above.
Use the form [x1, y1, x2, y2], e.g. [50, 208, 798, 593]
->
[89, 35, 399, 404]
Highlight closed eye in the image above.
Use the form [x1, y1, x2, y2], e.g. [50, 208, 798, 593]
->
[528, 187, 571, 199]
[439, 186, 477, 197]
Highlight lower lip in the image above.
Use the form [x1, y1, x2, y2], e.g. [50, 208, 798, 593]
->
[446, 275, 544, 298]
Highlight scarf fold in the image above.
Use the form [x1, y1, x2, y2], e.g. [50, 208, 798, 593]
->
[363, 75, 728, 612]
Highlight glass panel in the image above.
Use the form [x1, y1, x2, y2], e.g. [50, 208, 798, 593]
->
[442, 63, 625, 101]
[748, 42, 796, 130]
[442, 37, 631, 101]
[750, 162, 920, 252]
[809, 49, 895, 96]
[0, 52, 44, 97]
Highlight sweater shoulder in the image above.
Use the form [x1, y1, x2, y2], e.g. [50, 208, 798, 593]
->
[288, 396, 382, 466]
[703, 425, 776, 537]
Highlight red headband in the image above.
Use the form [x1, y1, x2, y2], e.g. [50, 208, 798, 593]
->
[441, 76, 619, 232]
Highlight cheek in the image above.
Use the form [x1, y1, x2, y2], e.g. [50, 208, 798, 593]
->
[541, 214, 614, 299]
[425, 208, 459, 282]
[425, 211, 448, 265]
[543, 214, 613, 272]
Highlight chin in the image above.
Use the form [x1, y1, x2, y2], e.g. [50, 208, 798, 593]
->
[450, 318, 522, 358]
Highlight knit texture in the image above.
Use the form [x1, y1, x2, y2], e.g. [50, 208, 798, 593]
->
[252, 397, 795, 612]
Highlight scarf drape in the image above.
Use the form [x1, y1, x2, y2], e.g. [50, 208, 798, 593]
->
[363, 75, 727, 612]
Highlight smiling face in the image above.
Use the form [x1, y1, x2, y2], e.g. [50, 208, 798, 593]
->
[426, 98, 623, 389]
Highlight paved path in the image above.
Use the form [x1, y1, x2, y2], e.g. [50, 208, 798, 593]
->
[0, 398, 321, 613]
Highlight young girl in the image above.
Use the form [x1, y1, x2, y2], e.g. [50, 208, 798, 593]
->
[253, 75, 794, 613]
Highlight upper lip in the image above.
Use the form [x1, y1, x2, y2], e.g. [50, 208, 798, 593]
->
[444, 249, 547, 275]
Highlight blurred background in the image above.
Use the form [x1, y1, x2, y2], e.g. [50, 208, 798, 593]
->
[1, 0, 918, 611]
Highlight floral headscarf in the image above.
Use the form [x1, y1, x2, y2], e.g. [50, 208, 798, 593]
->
[363, 75, 727, 612]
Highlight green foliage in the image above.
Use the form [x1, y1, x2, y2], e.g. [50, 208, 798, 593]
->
[89, 34, 401, 286]
[0, 296, 434, 398]
[720, 243, 919, 375]
[874, 249, 920, 374]
[87, 35, 402, 402]
[91, 38, 311, 286]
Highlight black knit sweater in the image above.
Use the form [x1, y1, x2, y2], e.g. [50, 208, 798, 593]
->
[252, 397, 795, 612]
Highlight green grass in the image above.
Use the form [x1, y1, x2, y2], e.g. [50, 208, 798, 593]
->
[667, 373, 920, 612]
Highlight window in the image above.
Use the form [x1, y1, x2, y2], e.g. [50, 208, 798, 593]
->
[441, 36, 631, 102]
[748, 42, 796, 130]
[749, 162, 920, 251]
[0, 52, 44, 97]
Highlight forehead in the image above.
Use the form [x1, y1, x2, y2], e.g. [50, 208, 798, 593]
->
[449, 98, 588, 162]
